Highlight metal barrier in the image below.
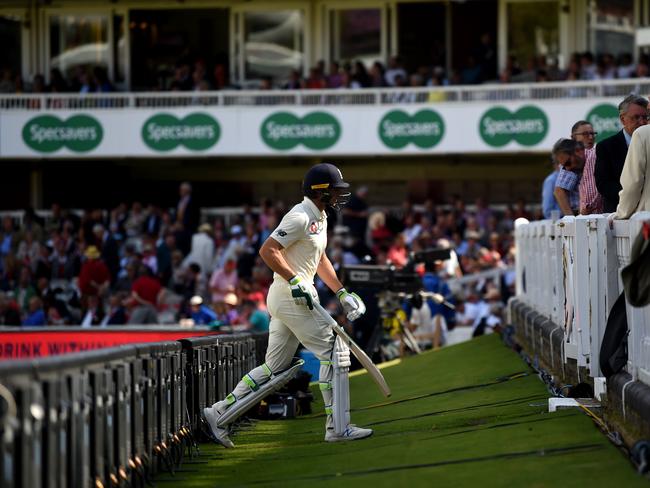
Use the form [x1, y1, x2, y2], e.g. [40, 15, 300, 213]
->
[513, 212, 650, 384]
[2, 78, 650, 110]
[0, 331, 267, 488]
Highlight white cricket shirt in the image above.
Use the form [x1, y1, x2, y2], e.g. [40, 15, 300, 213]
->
[270, 197, 327, 284]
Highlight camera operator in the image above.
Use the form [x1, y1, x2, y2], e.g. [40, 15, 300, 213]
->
[405, 292, 447, 351]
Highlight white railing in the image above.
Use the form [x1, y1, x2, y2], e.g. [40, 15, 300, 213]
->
[516, 212, 650, 386]
[3, 78, 650, 110]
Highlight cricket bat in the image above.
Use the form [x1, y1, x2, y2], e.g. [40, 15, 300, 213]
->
[313, 301, 391, 397]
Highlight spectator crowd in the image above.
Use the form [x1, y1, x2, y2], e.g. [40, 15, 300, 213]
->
[0, 181, 528, 351]
[543, 93, 650, 221]
[2, 49, 648, 95]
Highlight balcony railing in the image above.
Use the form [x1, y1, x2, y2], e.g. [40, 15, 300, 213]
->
[2, 78, 650, 110]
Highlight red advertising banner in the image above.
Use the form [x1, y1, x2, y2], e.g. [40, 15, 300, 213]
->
[0, 327, 219, 360]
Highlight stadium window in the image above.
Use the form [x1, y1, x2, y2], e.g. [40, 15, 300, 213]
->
[241, 10, 305, 81]
[48, 14, 110, 86]
[506, 1, 559, 71]
[329, 8, 382, 67]
[589, 0, 634, 58]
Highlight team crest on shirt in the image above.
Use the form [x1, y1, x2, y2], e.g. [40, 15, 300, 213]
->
[309, 220, 324, 235]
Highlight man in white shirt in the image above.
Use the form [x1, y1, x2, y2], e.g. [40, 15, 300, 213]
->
[202, 163, 372, 447]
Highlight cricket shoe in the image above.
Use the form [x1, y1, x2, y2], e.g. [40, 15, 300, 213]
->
[202, 407, 235, 448]
[325, 425, 373, 442]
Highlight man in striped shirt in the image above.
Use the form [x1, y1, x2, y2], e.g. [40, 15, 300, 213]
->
[571, 120, 604, 214]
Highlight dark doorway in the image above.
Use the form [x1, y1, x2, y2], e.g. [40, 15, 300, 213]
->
[451, 0, 498, 82]
[130, 9, 229, 91]
[397, 3, 446, 74]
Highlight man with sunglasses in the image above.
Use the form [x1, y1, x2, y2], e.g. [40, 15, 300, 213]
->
[595, 94, 649, 212]
[571, 120, 603, 214]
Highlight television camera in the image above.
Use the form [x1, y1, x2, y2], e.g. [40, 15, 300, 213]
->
[341, 248, 455, 358]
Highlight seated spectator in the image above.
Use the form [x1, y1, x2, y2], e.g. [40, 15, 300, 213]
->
[387, 233, 409, 268]
[242, 298, 270, 332]
[129, 265, 162, 324]
[81, 294, 105, 327]
[210, 258, 238, 304]
[189, 295, 219, 325]
[223, 292, 240, 325]
[102, 292, 128, 325]
[14, 266, 36, 314]
[0, 291, 21, 325]
[23, 296, 46, 326]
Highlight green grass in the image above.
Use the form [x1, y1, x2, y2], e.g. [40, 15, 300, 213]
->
[158, 335, 648, 487]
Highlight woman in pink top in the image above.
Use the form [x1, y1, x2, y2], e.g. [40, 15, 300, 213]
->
[209, 258, 238, 304]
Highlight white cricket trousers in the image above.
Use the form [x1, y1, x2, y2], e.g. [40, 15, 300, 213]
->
[214, 280, 337, 428]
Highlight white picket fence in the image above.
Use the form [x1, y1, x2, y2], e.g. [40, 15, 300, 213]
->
[515, 212, 650, 387]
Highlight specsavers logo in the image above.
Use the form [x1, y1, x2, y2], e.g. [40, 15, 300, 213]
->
[261, 112, 341, 150]
[22, 114, 103, 153]
[586, 104, 621, 143]
[378, 110, 445, 149]
[142, 113, 220, 151]
[479, 106, 548, 147]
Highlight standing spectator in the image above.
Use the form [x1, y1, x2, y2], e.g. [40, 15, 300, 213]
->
[474, 32, 497, 81]
[615, 124, 650, 219]
[237, 221, 261, 279]
[342, 186, 369, 243]
[93, 223, 120, 281]
[183, 223, 215, 277]
[175, 182, 199, 254]
[571, 120, 603, 214]
[129, 265, 162, 324]
[78, 246, 110, 299]
[157, 233, 176, 285]
[554, 139, 586, 216]
[143, 205, 162, 238]
[221, 225, 246, 267]
[595, 94, 649, 212]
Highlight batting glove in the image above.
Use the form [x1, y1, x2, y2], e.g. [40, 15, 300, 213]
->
[289, 276, 314, 310]
[337, 288, 366, 321]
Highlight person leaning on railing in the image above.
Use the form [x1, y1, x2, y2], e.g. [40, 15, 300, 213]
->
[553, 139, 586, 216]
